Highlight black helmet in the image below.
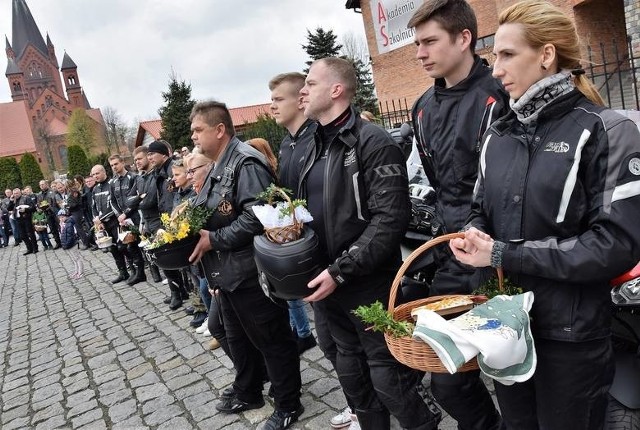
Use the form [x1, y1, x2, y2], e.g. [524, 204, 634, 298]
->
[254, 225, 325, 300]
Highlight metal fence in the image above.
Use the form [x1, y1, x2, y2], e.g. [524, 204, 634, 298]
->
[379, 38, 640, 126]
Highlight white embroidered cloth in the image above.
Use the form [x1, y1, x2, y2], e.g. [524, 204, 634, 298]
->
[412, 292, 536, 385]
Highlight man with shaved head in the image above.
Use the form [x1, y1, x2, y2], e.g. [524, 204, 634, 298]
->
[91, 164, 129, 283]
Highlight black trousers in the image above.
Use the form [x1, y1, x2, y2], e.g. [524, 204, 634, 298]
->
[319, 277, 438, 430]
[46, 213, 61, 246]
[17, 218, 37, 252]
[220, 280, 301, 411]
[495, 337, 613, 430]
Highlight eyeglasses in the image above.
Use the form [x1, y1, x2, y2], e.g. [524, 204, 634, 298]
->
[186, 164, 209, 176]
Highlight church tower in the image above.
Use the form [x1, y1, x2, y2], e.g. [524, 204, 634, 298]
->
[5, 0, 90, 113]
[1, 0, 105, 174]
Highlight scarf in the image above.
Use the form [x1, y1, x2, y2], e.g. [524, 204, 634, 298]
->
[510, 72, 574, 124]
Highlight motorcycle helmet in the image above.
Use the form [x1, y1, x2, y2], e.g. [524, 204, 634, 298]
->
[253, 225, 324, 300]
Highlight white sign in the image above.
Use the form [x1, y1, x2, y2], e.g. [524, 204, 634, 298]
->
[370, 0, 423, 54]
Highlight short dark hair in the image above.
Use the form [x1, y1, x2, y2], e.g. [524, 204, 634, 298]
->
[190, 100, 235, 137]
[407, 0, 478, 54]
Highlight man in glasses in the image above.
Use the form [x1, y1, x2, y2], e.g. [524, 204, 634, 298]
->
[188, 100, 303, 430]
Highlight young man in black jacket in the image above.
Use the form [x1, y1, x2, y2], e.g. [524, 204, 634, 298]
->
[299, 57, 438, 430]
[408, 1, 508, 428]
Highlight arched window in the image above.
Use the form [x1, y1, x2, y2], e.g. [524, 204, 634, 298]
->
[67, 75, 76, 86]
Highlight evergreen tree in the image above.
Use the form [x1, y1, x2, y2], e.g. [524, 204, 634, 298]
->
[159, 72, 196, 152]
[88, 152, 111, 176]
[241, 114, 287, 157]
[67, 109, 97, 153]
[302, 28, 378, 115]
[18, 153, 44, 190]
[0, 157, 22, 191]
[351, 58, 379, 115]
[67, 145, 91, 177]
[302, 27, 343, 73]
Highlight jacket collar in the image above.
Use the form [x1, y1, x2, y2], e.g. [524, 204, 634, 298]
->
[433, 56, 489, 95]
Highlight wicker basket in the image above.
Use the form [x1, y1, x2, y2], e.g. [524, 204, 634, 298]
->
[385, 232, 503, 373]
[264, 188, 303, 244]
[118, 226, 137, 244]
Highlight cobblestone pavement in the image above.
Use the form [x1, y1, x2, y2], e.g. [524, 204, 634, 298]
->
[0, 240, 497, 429]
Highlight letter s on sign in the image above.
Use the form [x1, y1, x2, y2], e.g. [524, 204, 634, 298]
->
[381, 25, 388, 46]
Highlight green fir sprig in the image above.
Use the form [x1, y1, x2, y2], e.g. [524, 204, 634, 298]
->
[353, 301, 414, 338]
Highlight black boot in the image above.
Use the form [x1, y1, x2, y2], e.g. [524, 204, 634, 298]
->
[127, 264, 147, 286]
[168, 283, 183, 310]
[149, 264, 162, 283]
[111, 269, 129, 284]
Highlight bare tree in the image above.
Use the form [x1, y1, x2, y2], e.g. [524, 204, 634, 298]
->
[341, 32, 370, 64]
[34, 119, 56, 172]
[103, 106, 132, 156]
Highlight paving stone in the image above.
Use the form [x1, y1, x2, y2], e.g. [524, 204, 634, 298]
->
[67, 398, 99, 419]
[33, 415, 68, 430]
[129, 371, 161, 388]
[156, 416, 193, 430]
[93, 369, 124, 385]
[31, 391, 65, 412]
[136, 383, 169, 403]
[33, 373, 60, 390]
[111, 415, 145, 430]
[126, 363, 154, 381]
[67, 389, 97, 408]
[165, 372, 201, 391]
[182, 391, 216, 410]
[65, 378, 91, 395]
[31, 382, 63, 404]
[76, 418, 109, 430]
[307, 377, 342, 398]
[98, 389, 133, 408]
[98, 377, 127, 396]
[71, 408, 104, 428]
[140, 394, 175, 415]
[108, 398, 138, 423]
[173, 380, 210, 401]
[2, 376, 29, 392]
[31, 402, 64, 425]
[87, 351, 117, 370]
[0, 404, 29, 425]
[143, 403, 183, 426]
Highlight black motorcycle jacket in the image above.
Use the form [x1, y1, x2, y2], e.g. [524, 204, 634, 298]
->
[193, 137, 273, 292]
[129, 159, 175, 234]
[469, 90, 640, 341]
[279, 118, 317, 194]
[110, 171, 137, 217]
[299, 106, 410, 287]
[412, 56, 508, 234]
[91, 179, 114, 224]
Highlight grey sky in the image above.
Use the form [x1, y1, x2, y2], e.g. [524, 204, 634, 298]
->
[0, 0, 366, 125]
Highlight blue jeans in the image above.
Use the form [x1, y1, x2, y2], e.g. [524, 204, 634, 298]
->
[9, 217, 20, 242]
[199, 276, 211, 311]
[288, 299, 312, 338]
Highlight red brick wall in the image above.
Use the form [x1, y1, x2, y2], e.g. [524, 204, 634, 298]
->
[362, 0, 628, 112]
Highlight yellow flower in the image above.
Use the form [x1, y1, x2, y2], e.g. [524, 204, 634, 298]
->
[160, 213, 171, 225]
[176, 222, 190, 240]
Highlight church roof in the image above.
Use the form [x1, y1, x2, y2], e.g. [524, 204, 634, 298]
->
[60, 52, 77, 70]
[11, 0, 48, 59]
[0, 101, 37, 157]
[5, 57, 21, 75]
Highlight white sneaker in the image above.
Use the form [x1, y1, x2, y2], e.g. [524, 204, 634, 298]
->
[162, 278, 168, 284]
[330, 407, 353, 429]
[195, 318, 209, 334]
[202, 328, 211, 337]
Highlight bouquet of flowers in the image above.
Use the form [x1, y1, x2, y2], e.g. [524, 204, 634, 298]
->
[144, 201, 212, 250]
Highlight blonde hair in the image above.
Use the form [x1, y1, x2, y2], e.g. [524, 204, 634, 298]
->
[499, 0, 604, 106]
[247, 138, 278, 174]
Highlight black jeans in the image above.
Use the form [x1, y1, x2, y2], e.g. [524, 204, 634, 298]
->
[220, 280, 301, 411]
[494, 337, 614, 430]
[319, 276, 438, 430]
[18, 218, 37, 252]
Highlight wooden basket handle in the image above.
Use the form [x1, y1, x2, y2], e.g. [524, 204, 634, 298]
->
[388, 232, 504, 312]
[268, 188, 298, 225]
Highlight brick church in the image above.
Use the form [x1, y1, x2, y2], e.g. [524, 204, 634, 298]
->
[0, 0, 105, 175]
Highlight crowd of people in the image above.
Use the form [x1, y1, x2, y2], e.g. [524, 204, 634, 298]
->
[3, 1, 640, 429]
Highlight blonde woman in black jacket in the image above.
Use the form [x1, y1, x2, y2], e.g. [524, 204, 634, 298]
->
[450, 1, 640, 429]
